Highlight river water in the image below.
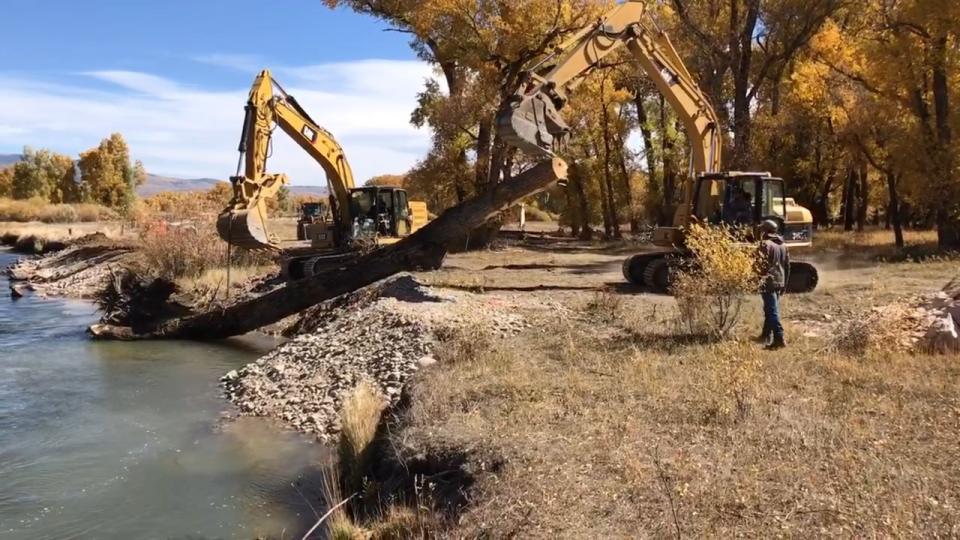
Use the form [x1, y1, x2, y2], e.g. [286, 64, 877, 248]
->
[0, 251, 328, 539]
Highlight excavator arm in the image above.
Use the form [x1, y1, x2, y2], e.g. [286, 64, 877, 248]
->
[217, 69, 355, 249]
[498, 0, 722, 203]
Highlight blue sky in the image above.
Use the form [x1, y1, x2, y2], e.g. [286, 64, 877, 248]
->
[0, 1, 434, 184]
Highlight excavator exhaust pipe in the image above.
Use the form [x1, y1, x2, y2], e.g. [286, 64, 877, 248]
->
[216, 204, 275, 250]
[496, 93, 571, 157]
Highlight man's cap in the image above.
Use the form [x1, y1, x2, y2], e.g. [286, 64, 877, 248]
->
[760, 219, 779, 234]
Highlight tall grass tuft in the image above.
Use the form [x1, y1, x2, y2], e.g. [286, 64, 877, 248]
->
[672, 224, 761, 339]
[338, 381, 387, 495]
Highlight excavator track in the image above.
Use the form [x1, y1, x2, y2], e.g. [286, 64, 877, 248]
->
[787, 261, 819, 294]
[623, 252, 819, 294]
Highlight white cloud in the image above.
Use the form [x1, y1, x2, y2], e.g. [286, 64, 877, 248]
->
[0, 59, 434, 184]
[193, 53, 265, 73]
[83, 70, 184, 96]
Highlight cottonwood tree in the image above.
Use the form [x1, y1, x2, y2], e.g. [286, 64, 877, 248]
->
[0, 166, 14, 198]
[78, 133, 145, 211]
[666, 0, 845, 169]
[11, 147, 75, 202]
[324, 0, 603, 204]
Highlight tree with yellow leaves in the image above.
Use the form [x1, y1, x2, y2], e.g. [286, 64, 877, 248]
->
[78, 133, 145, 212]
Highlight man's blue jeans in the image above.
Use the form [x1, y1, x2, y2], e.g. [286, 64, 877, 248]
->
[761, 291, 783, 340]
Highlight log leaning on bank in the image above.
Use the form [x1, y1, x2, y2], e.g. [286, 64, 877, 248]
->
[88, 158, 568, 340]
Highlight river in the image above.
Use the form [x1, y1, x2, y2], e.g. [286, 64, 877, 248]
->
[0, 251, 327, 539]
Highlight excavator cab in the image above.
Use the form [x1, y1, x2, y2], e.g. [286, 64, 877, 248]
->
[347, 186, 415, 241]
[689, 173, 812, 248]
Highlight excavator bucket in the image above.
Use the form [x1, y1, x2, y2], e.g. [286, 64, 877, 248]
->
[496, 93, 571, 157]
[216, 203, 275, 250]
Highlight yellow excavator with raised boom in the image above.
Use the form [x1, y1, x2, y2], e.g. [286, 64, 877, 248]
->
[217, 70, 428, 279]
[497, 0, 818, 293]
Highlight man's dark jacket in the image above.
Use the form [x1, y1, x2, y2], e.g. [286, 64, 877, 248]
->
[760, 234, 790, 293]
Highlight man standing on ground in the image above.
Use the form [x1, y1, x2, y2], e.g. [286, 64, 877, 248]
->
[758, 220, 789, 349]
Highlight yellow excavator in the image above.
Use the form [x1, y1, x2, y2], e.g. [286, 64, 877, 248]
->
[497, 0, 818, 293]
[217, 70, 429, 278]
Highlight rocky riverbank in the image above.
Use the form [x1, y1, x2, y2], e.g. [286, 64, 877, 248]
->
[5, 233, 135, 299]
[221, 274, 539, 441]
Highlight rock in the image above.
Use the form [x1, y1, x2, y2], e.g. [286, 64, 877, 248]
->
[222, 370, 239, 381]
[10, 284, 27, 299]
[418, 355, 438, 367]
[924, 312, 959, 353]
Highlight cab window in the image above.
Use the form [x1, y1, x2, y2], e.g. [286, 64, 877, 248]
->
[762, 181, 786, 218]
[396, 190, 410, 218]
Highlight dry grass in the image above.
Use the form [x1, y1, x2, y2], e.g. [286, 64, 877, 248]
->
[813, 228, 953, 263]
[137, 219, 272, 281]
[395, 272, 960, 537]
[0, 221, 127, 244]
[175, 265, 274, 303]
[0, 197, 117, 223]
[339, 382, 387, 494]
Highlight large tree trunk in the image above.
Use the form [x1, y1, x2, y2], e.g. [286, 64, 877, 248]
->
[856, 161, 869, 232]
[842, 167, 857, 232]
[569, 161, 592, 240]
[886, 171, 904, 249]
[90, 159, 568, 340]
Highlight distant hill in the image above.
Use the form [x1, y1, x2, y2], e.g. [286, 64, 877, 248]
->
[138, 174, 221, 196]
[138, 173, 328, 198]
[0, 154, 22, 167]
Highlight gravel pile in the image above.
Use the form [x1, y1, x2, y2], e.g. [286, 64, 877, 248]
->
[220, 274, 550, 440]
[221, 275, 494, 441]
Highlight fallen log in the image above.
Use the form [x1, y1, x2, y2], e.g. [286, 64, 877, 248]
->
[89, 158, 567, 340]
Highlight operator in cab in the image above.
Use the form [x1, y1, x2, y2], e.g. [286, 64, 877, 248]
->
[757, 219, 789, 350]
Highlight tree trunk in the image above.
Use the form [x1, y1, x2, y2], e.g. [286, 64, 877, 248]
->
[931, 35, 957, 249]
[729, 0, 760, 169]
[475, 120, 492, 191]
[89, 159, 568, 340]
[599, 99, 621, 239]
[886, 171, 904, 249]
[612, 109, 638, 232]
[856, 161, 868, 232]
[569, 161, 592, 240]
[842, 167, 856, 232]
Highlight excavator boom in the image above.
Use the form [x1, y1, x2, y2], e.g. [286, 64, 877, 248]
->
[497, 0, 721, 180]
[217, 70, 355, 250]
